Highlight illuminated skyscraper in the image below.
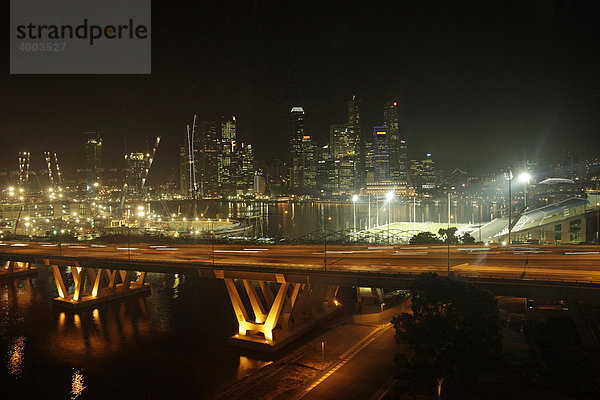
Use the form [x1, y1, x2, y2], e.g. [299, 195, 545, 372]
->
[302, 135, 317, 191]
[383, 101, 407, 186]
[218, 116, 238, 195]
[85, 131, 102, 199]
[196, 120, 219, 197]
[373, 126, 390, 181]
[179, 144, 189, 196]
[125, 152, 150, 198]
[289, 106, 305, 192]
[348, 95, 365, 190]
[236, 142, 255, 195]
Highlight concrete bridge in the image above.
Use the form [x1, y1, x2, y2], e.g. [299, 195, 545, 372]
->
[2, 241, 600, 350]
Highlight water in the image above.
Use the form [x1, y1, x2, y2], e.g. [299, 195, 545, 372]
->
[0, 199, 500, 398]
[0, 269, 270, 399]
[148, 199, 499, 238]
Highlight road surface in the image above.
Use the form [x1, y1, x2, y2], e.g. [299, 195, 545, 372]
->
[2, 241, 600, 283]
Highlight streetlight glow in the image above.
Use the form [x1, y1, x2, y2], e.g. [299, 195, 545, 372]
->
[386, 191, 394, 202]
[518, 172, 531, 183]
[352, 195, 359, 202]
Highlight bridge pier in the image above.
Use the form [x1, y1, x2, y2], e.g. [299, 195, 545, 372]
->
[0, 260, 37, 279]
[44, 259, 150, 309]
[215, 270, 340, 352]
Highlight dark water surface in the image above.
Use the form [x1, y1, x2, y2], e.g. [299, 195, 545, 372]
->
[149, 199, 498, 238]
[0, 269, 270, 399]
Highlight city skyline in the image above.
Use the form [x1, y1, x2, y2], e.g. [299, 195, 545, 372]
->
[1, 1, 599, 175]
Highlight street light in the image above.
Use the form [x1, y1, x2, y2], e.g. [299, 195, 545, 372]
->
[504, 167, 514, 245]
[518, 172, 531, 210]
[386, 191, 394, 244]
[352, 195, 359, 233]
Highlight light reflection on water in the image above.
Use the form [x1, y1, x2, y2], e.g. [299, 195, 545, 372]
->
[0, 272, 270, 399]
[147, 199, 498, 238]
[7, 336, 26, 378]
[70, 369, 86, 399]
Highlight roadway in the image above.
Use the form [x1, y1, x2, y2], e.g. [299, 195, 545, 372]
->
[2, 241, 600, 284]
[300, 326, 397, 400]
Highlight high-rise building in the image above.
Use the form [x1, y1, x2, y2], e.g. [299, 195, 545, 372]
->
[254, 171, 266, 195]
[179, 144, 189, 196]
[410, 153, 436, 195]
[348, 95, 365, 190]
[124, 152, 151, 198]
[330, 124, 356, 160]
[196, 120, 219, 197]
[236, 142, 255, 195]
[562, 151, 579, 180]
[290, 107, 305, 193]
[373, 126, 390, 182]
[383, 102, 407, 186]
[329, 124, 357, 195]
[302, 135, 317, 191]
[85, 132, 102, 199]
[218, 116, 238, 195]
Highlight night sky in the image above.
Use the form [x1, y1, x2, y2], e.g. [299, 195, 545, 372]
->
[1, 1, 599, 182]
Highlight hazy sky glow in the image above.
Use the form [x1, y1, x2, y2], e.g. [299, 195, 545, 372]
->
[1, 1, 599, 180]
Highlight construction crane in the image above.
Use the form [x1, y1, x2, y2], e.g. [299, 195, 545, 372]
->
[18, 152, 30, 186]
[54, 153, 62, 186]
[186, 115, 197, 199]
[44, 152, 55, 186]
[141, 136, 161, 190]
[120, 136, 161, 215]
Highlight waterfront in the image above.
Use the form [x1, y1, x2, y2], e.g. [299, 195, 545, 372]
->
[147, 199, 499, 238]
[0, 270, 271, 399]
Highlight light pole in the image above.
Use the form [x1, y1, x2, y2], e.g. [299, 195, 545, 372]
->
[211, 220, 215, 266]
[368, 195, 371, 229]
[519, 172, 531, 210]
[324, 216, 332, 270]
[447, 192, 450, 273]
[504, 167, 514, 245]
[352, 195, 358, 232]
[386, 191, 394, 244]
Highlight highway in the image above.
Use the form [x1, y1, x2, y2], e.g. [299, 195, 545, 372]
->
[3, 241, 600, 284]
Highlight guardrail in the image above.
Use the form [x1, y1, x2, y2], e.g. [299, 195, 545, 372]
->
[3, 249, 600, 291]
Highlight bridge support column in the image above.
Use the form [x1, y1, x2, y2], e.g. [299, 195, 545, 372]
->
[0, 260, 36, 279]
[44, 259, 150, 309]
[217, 271, 340, 352]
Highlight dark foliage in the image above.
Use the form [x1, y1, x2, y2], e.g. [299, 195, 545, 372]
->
[393, 273, 503, 385]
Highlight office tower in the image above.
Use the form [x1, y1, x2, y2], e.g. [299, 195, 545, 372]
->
[179, 144, 189, 196]
[373, 126, 390, 181]
[196, 120, 219, 197]
[348, 95, 365, 190]
[289, 107, 305, 192]
[263, 158, 289, 196]
[254, 171, 266, 195]
[562, 151, 579, 180]
[330, 124, 356, 160]
[218, 116, 238, 195]
[348, 95, 361, 128]
[236, 142, 255, 195]
[329, 124, 356, 195]
[410, 153, 436, 195]
[302, 135, 317, 191]
[125, 152, 151, 198]
[85, 132, 102, 199]
[383, 101, 407, 186]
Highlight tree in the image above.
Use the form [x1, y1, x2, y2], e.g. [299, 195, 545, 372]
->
[392, 273, 502, 398]
[438, 227, 459, 244]
[409, 231, 442, 245]
[460, 232, 476, 244]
